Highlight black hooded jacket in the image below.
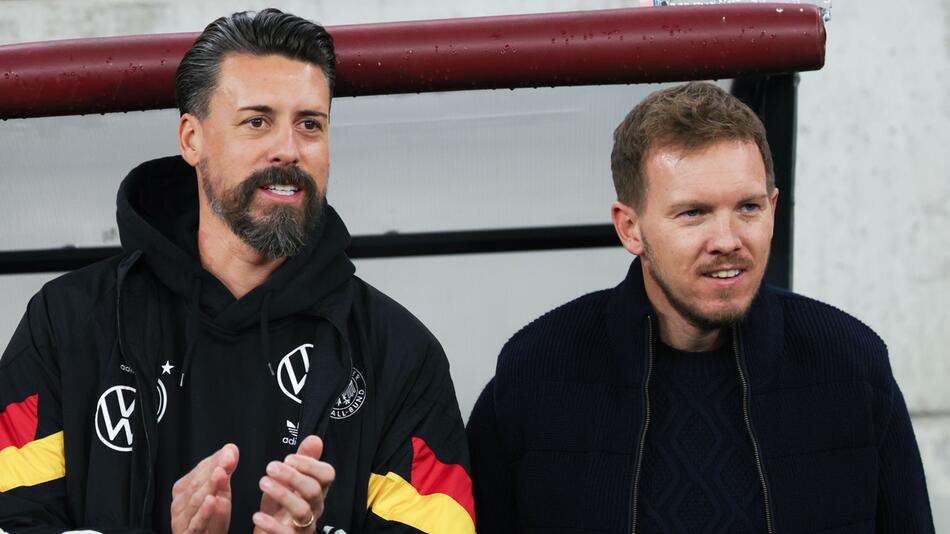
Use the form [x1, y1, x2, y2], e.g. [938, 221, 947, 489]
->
[0, 156, 475, 533]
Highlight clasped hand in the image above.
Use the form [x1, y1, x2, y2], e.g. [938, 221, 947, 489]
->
[170, 435, 335, 533]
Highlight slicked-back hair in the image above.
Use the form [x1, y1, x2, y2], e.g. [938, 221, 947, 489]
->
[610, 82, 775, 211]
[175, 8, 335, 118]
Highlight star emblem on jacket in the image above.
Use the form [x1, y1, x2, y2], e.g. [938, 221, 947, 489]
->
[161, 361, 175, 375]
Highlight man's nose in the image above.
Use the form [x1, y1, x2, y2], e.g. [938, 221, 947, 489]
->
[268, 124, 301, 166]
[707, 214, 743, 254]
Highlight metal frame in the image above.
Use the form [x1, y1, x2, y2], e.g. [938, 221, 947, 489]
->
[0, 225, 619, 275]
[733, 74, 799, 289]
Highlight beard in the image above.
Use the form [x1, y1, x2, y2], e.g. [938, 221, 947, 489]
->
[641, 234, 763, 331]
[200, 160, 324, 259]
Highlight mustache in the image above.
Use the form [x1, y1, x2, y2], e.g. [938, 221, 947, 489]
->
[226, 165, 319, 212]
[243, 165, 316, 192]
[698, 254, 754, 273]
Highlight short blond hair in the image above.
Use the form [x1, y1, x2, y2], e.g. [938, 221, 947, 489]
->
[611, 82, 775, 209]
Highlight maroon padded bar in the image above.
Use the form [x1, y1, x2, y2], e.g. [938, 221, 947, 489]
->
[0, 4, 824, 119]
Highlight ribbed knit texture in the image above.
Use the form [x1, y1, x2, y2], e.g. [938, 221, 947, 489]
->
[638, 340, 765, 533]
[469, 260, 934, 533]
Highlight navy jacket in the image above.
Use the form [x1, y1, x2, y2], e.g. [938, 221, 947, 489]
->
[468, 258, 934, 533]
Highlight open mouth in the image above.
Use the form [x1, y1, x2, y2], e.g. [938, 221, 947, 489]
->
[260, 184, 300, 197]
[705, 269, 743, 279]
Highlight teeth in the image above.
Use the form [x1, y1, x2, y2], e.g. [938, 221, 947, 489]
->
[709, 269, 741, 279]
[265, 185, 298, 196]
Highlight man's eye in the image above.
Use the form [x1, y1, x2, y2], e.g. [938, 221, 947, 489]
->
[248, 118, 265, 128]
[301, 119, 320, 131]
[740, 203, 761, 213]
[680, 209, 700, 218]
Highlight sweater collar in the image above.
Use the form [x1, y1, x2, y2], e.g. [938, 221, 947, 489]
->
[606, 256, 783, 391]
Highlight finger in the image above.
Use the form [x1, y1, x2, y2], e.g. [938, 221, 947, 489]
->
[284, 454, 336, 490]
[180, 445, 238, 523]
[209, 464, 233, 499]
[216, 443, 240, 475]
[265, 460, 324, 504]
[195, 444, 239, 498]
[209, 444, 239, 502]
[174, 443, 237, 500]
[259, 476, 313, 525]
[206, 494, 232, 533]
[187, 493, 231, 534]
[252, 511, 295, 534]
[295, 435, 323, 460]
[190, 444, 237, 488]
[187, 494, 218, 532]
[172, 453, 211, 499]
[185, 482, 212, 525]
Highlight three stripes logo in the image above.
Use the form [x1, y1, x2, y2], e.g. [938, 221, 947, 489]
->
[283, 420, 299, 446]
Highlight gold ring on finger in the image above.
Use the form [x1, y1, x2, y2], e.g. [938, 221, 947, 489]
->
[292, 512, 315, 529]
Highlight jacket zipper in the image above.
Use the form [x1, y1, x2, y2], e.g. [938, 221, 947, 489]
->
[732, 327, 775, 534]
[628, 315, 655, 534]
[115, 252, 154, 527]
[137, 374, 154, 524]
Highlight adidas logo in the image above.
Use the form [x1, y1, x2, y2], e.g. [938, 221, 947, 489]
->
[282, 420, 299, 446]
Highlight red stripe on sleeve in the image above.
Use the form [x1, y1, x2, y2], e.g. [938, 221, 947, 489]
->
[410, 436, 475, 524]
[0, 394, 39, 450]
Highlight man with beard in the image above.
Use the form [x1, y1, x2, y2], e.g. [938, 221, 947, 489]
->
[467, 82, 934, 533]
[0, 9, 474, 534]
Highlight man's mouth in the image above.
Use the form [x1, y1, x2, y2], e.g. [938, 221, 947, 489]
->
[260, 184, 300, 197]
[706, 269, 743, 279]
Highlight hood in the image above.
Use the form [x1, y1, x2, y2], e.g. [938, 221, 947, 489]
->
[116, 155, 355, 332]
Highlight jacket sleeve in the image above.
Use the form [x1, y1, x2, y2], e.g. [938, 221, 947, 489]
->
[0, 292, 71, 533]
[467, 377, 519, 533]
[874, 377, 935, 533]
[364, 340, 475, 534]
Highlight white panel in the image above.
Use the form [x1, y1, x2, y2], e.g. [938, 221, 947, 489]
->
[0, 112, 179, 250]
[354, 247, 633, 419]
[328, 84, 679, 234]
[0, 273, 60, 355]
[0, 83, 686, 250]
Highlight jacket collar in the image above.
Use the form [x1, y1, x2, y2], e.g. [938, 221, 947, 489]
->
[736, 279, 784, 391]
[605, 258, 653, 388]
[606, 257, 783, 391]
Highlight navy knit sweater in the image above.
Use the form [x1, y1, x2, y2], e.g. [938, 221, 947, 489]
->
[468, 259, 934, 533]
[638, 340, 765, 533]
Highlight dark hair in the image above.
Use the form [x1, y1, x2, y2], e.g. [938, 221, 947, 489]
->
[610, 82, 774, 210]
[175, 8, 336, 118]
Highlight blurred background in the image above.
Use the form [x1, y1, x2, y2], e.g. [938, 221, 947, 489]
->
[1, 0, 947, 528]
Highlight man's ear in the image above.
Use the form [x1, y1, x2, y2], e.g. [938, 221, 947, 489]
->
[178, 113, 202, 167]
[768, 186, 780, 238]
[611, 200, 644, 256]
[769, 187, 779, 214]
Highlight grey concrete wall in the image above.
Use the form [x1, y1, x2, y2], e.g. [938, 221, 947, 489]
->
[1, 0, 948, 528]
[793, 0, 950, 525]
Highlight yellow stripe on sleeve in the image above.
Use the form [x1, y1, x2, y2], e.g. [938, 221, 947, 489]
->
[0, 431, 66, 492]
[368, 472, 476, 534]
